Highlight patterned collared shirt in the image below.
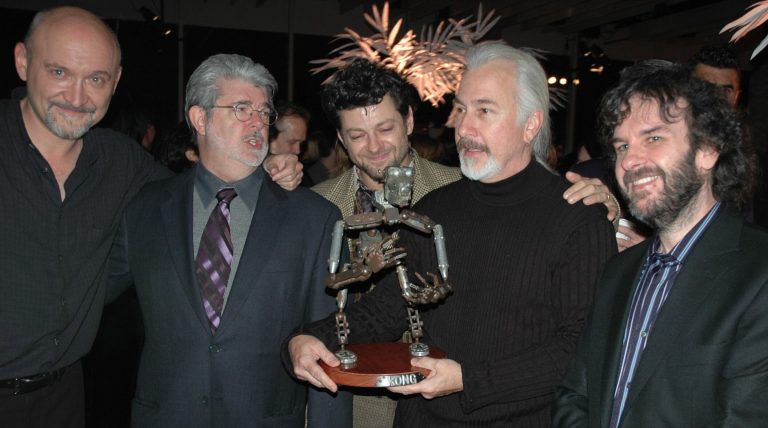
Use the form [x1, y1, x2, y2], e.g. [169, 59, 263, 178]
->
[609, 202, 722, 427]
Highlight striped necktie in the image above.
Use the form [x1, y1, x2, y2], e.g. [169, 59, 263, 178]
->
[195, 187, 237, 333]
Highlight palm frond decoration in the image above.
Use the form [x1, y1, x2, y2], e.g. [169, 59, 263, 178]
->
[721, 1, 768, 59]
[310, 2, 499, 107]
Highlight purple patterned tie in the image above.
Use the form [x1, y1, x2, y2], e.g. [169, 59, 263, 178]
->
[195, 187, 237, 333]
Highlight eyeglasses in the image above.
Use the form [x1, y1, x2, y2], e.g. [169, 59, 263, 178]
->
[210, 103, 277, 125]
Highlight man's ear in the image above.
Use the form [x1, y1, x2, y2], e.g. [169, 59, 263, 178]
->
[696, 145, 720, 172]
[406, 106, 414, 136]
[111, 66, 123, 95]
[184, 148, 199, 163]
[188, 106, 208, 137]
[523, 110, 543, 144]
[336, 131, 347, 151]
[14, 42, 29, 82]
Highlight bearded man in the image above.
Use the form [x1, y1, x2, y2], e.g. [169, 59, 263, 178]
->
[286, 41, 616, 427]
[553, 60, 768, 427]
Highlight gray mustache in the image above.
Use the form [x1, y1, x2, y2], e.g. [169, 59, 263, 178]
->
[50, 101, 96, 114]
[242, 133, 265, 143]
[457, 137, 488, 153]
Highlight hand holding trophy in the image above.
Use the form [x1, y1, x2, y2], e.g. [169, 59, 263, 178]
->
[323, 166, 452, 387]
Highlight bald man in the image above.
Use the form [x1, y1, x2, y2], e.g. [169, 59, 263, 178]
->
[0, 7, 300, 427]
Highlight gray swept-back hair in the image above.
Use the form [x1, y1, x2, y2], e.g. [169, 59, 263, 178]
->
[464, 41, 552, 167]
[185, 53, 277, 138]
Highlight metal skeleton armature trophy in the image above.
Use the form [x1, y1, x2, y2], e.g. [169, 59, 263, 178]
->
[323, 166, 452, 387]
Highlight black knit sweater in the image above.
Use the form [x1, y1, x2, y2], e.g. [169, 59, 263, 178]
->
[303, 161, 616, 427]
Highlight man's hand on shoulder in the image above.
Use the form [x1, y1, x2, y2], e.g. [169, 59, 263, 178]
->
[563, 171, 620, 223]
[264, 154, 303, 190]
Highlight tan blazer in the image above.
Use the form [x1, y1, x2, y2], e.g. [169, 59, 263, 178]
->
[312, 152, 462, 217]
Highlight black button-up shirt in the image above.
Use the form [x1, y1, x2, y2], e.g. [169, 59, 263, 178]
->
[0, 98, 170, 378]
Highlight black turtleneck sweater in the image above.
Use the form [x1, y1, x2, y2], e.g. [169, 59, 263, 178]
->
[302, 161, 616, 427]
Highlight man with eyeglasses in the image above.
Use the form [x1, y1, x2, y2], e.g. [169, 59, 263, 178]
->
[0, 7, 302, 428]
[108, 53, 351, 427]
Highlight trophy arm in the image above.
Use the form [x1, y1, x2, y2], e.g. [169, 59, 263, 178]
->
[432, 224, 449, 281]
[397, 266, 452, 305]
[397, 209, 437, 234]
[326, 233, 409, 290]
[328, 220, 346, 274]
[344, 212, 388, 230]
[326, 262, 373, 290]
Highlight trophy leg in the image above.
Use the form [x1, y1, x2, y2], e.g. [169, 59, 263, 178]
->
[335, 348, 358, 368]
[409, 342, 430, 357]
[406, 307, 430, 357]
[334, 289, 358, 367]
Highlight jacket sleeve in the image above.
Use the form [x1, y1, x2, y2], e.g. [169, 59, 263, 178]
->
[551, 312, 593, 427]
[712, 277, 768, 426]
[106, 206, 135, 303]
[305, 205, 352, 428]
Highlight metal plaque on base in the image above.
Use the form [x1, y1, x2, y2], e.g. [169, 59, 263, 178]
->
[320, 342, 446, 388]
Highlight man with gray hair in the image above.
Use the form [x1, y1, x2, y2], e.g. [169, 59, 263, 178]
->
[109, 53, 350, 427]
[0, 6, 305, 427]
[286, 41, 616, 426]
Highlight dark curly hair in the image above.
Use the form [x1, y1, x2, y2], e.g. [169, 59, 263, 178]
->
[321, 58, 416, 130]
[688, 46, 739, 72]
[597, 60, 755, 208]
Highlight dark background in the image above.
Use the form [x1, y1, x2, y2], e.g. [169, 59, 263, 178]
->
[0, 6, 635, 149]
[2, 3, 766, 425]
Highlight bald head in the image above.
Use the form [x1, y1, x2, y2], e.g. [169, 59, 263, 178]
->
[24, 7, 121, 66]
[15, 6, 123, 142]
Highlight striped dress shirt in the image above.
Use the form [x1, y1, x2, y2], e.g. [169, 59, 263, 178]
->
[608, 202, 722, 427]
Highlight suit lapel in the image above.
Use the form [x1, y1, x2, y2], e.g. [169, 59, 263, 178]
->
[598, 246, 648, 427]
[412, 154, 433, 203]
[337, 171, 357, 217]
[217, 179, 286, 334]
[621, 210, 741, 414]
[160, 168, 212, 332]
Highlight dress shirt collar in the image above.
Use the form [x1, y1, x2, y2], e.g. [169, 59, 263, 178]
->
[194, 163, 264, 211]
[646, 201, 722, 264]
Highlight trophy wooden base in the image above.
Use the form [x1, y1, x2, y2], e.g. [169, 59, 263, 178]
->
[320, 342, 446, 388]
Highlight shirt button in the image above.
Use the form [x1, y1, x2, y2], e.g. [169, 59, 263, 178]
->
[209, 344, 221, 353]
[60, 298, 66, 307]
[53, 337, 60, 346]
[58, 255, 63, 262]
[201, 396, 208, 405]
[640, 331, 648, 338]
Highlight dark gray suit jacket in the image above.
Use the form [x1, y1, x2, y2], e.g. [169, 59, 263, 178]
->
[553, 209, 768, 427]
[109, 166, 351, 428]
